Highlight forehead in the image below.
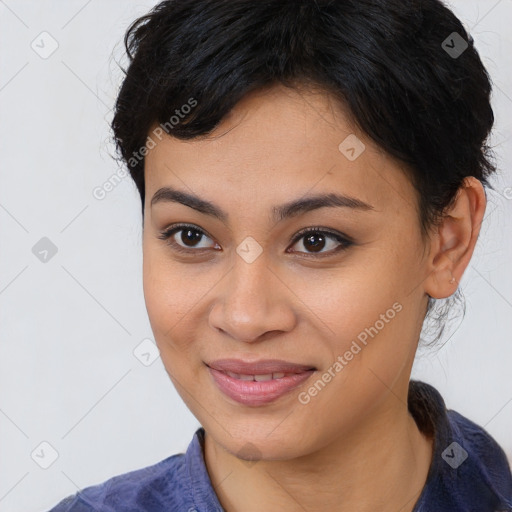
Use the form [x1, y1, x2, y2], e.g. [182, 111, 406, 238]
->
[144, 84, 416, 220]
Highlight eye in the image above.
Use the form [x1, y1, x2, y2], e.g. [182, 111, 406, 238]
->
[157, 223, 219, 254]
[157, 224, 353, 257]
[288, 227, 353, 257]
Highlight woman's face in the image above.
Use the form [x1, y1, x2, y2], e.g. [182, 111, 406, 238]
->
[142, 84, 431, 459]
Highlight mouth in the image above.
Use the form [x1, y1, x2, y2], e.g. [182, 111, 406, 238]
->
[205, 359, 317, 406]
[218, 371, 303, 381]
[206, 358, 317, 375]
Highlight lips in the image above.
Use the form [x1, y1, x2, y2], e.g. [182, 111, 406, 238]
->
[206, 358, 316, 375]
[205, 359, 316, 406]
[208, 367, 315, 407]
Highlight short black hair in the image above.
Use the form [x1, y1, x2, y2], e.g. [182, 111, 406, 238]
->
[111, 0, 496, 344]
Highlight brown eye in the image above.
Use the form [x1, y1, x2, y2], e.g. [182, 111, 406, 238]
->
[157, 224, 219, 253]
[301, 232, 328, 253]
[288, 228, 352, 256]
[157, 224, 352, 257]
[178, 227, 205, 247]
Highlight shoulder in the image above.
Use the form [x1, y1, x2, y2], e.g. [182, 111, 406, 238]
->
[410, 381, 512, 511]
[47, 427, 225, 512]
[46, 452, 188, 512]
[446, 409, 512, 501]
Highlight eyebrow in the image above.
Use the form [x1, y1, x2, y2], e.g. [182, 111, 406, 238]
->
[150, 186, 374, 224]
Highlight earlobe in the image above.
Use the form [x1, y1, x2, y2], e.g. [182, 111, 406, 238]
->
[424, 262, 460, 300]
[423, 177, 486, 300]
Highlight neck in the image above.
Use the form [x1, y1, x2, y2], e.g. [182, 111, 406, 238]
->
[204, 389, 433, 512]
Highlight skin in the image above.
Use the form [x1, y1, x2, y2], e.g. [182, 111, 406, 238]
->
[142, 83, 486, 512]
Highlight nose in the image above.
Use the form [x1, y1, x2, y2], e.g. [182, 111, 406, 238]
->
[208, 254, 296, 343]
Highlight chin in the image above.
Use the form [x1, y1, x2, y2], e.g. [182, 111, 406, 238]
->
[206, 419, 312, 462]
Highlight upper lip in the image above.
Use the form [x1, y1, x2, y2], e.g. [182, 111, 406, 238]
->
[206, 359, 316, 375]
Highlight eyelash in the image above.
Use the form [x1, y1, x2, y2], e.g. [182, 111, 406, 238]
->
[157, 223, 353, 257]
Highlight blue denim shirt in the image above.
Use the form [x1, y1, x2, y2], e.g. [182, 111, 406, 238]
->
[47, 381, 512, 511]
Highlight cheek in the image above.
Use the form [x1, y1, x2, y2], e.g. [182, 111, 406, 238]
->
[292, 259, 402, 336]
[295, 258, 416, 386]
[296, 286, 413, 439]
[142, 245, 219, 356]
[142, 247, 190, 347]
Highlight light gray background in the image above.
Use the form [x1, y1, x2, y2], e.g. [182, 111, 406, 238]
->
[0, 1, 511, 511]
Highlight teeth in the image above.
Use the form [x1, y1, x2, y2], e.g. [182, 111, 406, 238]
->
[254, 374, 273, 381]
[225, 371, 290, 381]
[238, 374, 255, 381]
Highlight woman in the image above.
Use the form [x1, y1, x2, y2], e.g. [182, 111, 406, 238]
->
[49, 0, 512, 510]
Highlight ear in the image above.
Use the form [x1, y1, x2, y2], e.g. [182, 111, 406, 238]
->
[423, 177, 487, 299]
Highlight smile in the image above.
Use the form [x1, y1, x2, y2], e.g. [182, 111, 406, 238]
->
[207, 366, 315, 406]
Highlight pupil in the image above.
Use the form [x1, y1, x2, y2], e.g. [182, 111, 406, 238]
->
[181, 229, 202, 247]
[305, 233, 325, 252]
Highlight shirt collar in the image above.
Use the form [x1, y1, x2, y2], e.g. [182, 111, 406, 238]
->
[183, 426, 226, 512]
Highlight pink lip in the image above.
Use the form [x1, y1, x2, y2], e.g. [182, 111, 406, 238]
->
[206, 359, 316, 406]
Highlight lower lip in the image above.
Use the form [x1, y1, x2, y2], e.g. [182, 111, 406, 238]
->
[207, 366, 315, 406]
